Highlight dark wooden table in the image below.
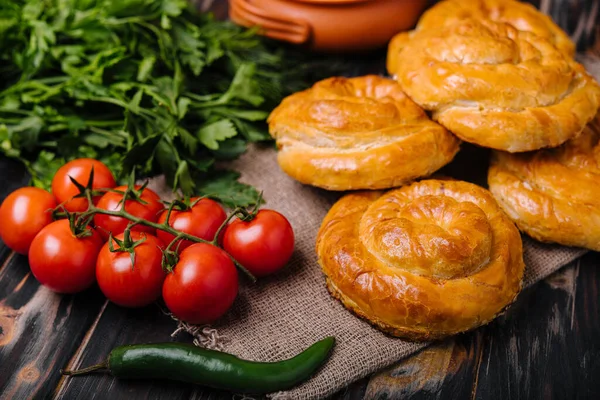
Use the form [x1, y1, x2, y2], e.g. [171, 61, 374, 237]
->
[2, 2, 600, 400]
[2, 152, 600, 400]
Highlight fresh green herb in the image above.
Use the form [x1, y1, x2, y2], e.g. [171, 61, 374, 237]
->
[0, 0, 344, 206]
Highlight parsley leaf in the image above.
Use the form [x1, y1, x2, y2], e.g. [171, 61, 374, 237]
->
[197, 119, 237, 150]
[0, 0, 347, 206]
[195, 170, 260, 209]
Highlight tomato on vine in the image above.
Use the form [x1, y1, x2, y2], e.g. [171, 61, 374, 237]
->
[157, 198, 226, 252]
[162, 243, 238, 324]
[96, 231, 166, 308]
[29, 219, 104, 293]
[223, 210, 295, 277]
[94, 185, 164, 240]
[0, 187, 57, 254]
[52, 158, 116, 212]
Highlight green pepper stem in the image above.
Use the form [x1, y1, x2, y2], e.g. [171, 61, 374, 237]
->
[61, 361, 109, 376]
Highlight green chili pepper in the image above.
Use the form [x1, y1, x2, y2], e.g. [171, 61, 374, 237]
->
[61, 337, 335, 394]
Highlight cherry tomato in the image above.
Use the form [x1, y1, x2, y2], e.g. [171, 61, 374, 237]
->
[96, 232, 166, 308]
[157, 198, 226, 252]
[28, 219, 103, 293]
[51, 158, 116, 212]
[0, 187, 57, 254]
[162, 243, 238, 324]
[94, 185, 163, 240]
[223, 210, 294, 277]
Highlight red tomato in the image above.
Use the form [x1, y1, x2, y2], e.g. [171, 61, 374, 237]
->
[0, 187, 57, 254]
[94, 185, 163, 240]
[157, 198, 226, 252]
[162, 243, 238, 324]
[28, 219, 103, 293]
[96, 232, 166, 308]
[223, 210, 294, 277]
[51, 158, 116, 212]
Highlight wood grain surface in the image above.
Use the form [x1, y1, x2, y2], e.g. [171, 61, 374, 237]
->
[1, 124, 599, 400]
[359, 254, 600, 400]
[0, 158, 107, 400]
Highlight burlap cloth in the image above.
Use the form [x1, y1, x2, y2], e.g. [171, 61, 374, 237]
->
[145, 59, 599, 400]
[147, 145, 585, 400]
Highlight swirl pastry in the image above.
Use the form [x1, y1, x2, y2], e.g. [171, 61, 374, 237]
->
[316, 179, 524, 340]
[387, 0, 575, 75]
[488, 120, 600, 251]
[388, 18, 600, 153]
[267, 75, 460, 191]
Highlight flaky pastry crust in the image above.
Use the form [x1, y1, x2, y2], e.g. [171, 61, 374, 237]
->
[316, 179, 524, 341]
[388, 18, 600, 153]
[488, 119, 600, 251]
[387, 0, 575, 75]
[267, 75, 460, 191]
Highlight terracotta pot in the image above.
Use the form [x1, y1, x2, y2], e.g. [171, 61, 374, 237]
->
[229, 0, 429, 52]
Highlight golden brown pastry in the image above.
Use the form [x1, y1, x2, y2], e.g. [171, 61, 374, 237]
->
[267, 75, 460, 191]
[388, 18, 600, 153]
[488, 120, 600, 251]
[387, 0, 575, 75]
[316, 179, 524, 341]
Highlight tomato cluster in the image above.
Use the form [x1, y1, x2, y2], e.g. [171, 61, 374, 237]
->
[0, 158, 295, 324]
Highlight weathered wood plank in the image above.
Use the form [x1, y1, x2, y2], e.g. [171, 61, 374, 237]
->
[54, 302, 231, 400]
[361, 330, 485, 400]
[471, 253, 600, 400]
[336, 378, 369, 400]
[2, 1, 599, 398]
[0, 254, 106, 399]
[0, 157, 107, 399]
[343, 255, 600, 400]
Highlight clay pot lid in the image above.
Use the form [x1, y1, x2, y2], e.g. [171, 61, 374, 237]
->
[288, 0, 372, 4]
[230, 0, 426, 51]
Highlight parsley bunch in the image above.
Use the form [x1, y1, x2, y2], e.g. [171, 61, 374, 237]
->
[0, 0, 341, 206]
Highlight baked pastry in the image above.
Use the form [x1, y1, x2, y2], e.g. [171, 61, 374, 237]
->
[387, 0, 575, 75]
[388, 18, 600, 153]
[316, 179, 524, 341]
[488, 119, 600, 251]
[267, 75, 460, 191]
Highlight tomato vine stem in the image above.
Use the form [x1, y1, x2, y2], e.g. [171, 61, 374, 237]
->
[53, 189, 257, 283]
